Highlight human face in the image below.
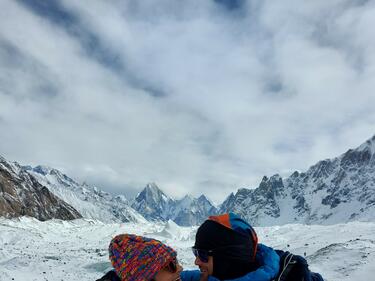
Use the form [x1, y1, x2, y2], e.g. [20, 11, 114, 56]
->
[194, 255, 213, 275]
[153, 261, 183, 281]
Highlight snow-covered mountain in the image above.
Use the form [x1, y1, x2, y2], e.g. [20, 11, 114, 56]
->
[25, 165, 146, 224]
[171, 194, 218, 226]
[132, 183, 217, 226]
[2, 134, 375, 226]
[1, 154, 215, 226]
[220, 135, 375, 226]
[131, 183, 174, 221]
[0, 156, 81, 221]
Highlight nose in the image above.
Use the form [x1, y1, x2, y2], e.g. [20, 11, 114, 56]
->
[194, 256, 202, 266]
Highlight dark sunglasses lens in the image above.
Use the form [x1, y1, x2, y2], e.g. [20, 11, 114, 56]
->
[192, 248, 209, 263]
[167, 260, 177, 273]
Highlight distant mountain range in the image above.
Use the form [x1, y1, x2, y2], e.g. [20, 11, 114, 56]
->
[131, 182, 217, 226]
[0, 157, 217, 226]
[1, 134, 375, 226]
[220, 135, 375, 225]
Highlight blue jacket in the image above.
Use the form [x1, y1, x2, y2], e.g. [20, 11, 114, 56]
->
[180, 244, 280, 281]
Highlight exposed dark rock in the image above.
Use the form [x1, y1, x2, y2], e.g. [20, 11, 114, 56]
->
[218, 134, 375, 225]
[0, 157, 82, 221]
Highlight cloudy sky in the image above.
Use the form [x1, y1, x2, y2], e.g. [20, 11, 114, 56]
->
[1, 0, 375, 203]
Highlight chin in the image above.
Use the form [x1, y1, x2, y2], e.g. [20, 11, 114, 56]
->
[199, 268, 208, 273]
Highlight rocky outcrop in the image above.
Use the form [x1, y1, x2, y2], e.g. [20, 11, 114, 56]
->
[0, 157, 81, 221]
[25, 165, 146, 223]
[219, 134, 375, 226]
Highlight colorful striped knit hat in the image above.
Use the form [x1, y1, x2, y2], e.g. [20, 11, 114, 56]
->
[109, 234, 177, 281]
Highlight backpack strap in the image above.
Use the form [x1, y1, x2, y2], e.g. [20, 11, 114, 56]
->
[275, 253, 297, 281]
[311, 272, 324, 281]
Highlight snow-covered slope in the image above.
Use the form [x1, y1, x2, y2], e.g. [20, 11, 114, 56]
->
[0, 156, 81, 221]
[25, 165, 146, 224]
[1, 217, 374, 281]
[132, 183, 217, 226]
[220, 135, 375, 226]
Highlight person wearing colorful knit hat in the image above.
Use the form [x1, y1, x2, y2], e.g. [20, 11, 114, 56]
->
[180, 213, 280, 281]
[97, 234, 182, 281]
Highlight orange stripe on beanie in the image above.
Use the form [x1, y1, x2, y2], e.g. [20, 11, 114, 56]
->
[208, 213, 258, 261]
[208, 213, 231, 228]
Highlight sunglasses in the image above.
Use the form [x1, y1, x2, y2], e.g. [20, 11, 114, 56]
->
[165, 258, 178, 273]
[192, 244, 254, 263]
[191, 247, 213, 263]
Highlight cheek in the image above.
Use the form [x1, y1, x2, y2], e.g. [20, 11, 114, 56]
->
[208, 257, 214, 274]
[154, 271, 176, 281]
[154, 271, 164, 281]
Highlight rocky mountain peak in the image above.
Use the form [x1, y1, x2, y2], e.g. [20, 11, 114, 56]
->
[197, 194, 207, 201]
[31, 165, 53, 176]
[260, 175, 268, 183]
[131, 183, 172, 221]
[0, 156, 82, 221]
[219, 192, 236, 213]
[290, 171, 300, 178]
[197, 194, 213, 206]
[28, 165, 79, 188]
[357, 134, 375, 154]
[258, 174, 284, 194]
[144, 182, 160, 192]
[309, 159, 335, 179]
[180, 194, 194, 203]
[339, 136, 375, 169]
[0, 155, 5, 161]
[227, 192, 235, 200]
[137, 182, 170, 204]
[132, 183, 217, 225]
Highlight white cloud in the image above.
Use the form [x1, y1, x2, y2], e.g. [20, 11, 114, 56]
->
[1, 0, 375, 203]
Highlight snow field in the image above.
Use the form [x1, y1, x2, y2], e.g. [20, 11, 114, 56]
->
[0, 217, 374, 281]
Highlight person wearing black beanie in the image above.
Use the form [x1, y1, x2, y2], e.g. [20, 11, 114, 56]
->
[193, 214, 259, 280]
[194, 220, 258, 280]
[181, 213, 324, 281]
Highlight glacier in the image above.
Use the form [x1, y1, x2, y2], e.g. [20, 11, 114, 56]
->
[0, 217, 374, 281]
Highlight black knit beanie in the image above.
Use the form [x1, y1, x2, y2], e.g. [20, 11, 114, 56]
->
[194, 220, 258, 279]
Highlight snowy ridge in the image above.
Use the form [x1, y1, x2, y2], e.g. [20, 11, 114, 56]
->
[220, 134, 375, 226]
[24, 165, 146, 224]
[0, 158, 81, 221]
[356, 134, 375, 154]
